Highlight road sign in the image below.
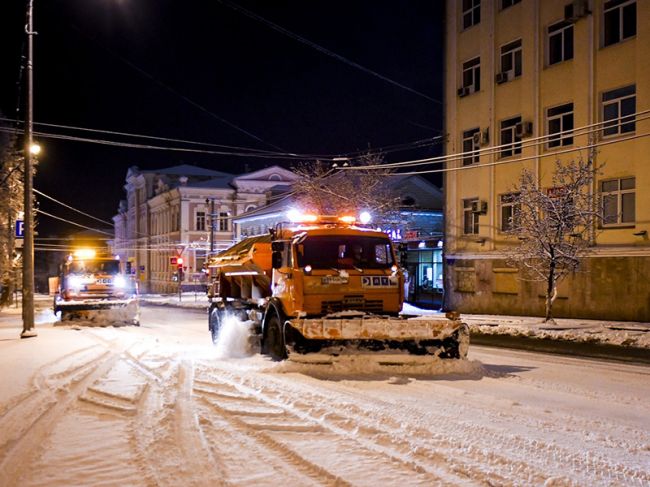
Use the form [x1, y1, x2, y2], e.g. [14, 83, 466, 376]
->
[15, 220, 24, 238]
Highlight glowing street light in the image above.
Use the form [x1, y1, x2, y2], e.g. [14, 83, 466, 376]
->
[29, 143, 41, 155]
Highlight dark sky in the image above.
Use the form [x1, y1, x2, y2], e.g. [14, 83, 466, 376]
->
[0, 0, 444, 237]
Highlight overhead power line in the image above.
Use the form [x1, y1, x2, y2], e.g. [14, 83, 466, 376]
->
[33, 188, 115, 227]
[35, 209, 114, 236]
[341, 110, 650, 171]
[218, 0, 441, 105]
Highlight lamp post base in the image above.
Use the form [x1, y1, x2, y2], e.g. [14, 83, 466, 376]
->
[20, 329, 38, 339]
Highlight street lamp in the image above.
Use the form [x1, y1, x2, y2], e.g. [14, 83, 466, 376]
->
[21, 0, 37, 338]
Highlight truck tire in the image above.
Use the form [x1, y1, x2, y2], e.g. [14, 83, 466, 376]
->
[209, 306, 224, 344]
[263, 313, 288, 361]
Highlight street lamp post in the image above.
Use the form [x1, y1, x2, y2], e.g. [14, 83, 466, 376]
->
[21, 0, 37, 338]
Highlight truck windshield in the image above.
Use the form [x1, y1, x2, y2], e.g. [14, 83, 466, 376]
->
[296, 236, 395, 270]
[68, 260, 120, 275]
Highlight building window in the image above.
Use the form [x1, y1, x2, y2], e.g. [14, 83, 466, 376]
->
[601, 177, 635, 225]
[548, 21, 573, 65]
[462, 57, 480, 94]
[462, 128, 480, 166]
[195, 211, 206, 231]
[218, 212, 229, 232]
[604, 0, 636, 47]
[547, 103, 574, 148]
[462, 0, 480, 29]
[500, 39, 522, 81]
[602, 85, 636, 137]
[500, 193, 520, 232]
[463, 199, 479, 235]
[500, 116, 522, 157]
[501, 0, 521, 9]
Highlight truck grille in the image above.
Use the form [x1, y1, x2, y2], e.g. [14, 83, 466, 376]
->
[321, 296, 384, 314]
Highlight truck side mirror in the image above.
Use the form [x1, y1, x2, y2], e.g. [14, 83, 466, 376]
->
[272, 251, 283, 269]
[271, 241, 285, 252]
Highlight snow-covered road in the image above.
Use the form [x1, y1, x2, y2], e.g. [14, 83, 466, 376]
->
[0, 305, 648, 486]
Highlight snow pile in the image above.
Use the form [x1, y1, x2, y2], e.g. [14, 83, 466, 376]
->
[139, 293, 208, 310]
[464, 315, 650, 349]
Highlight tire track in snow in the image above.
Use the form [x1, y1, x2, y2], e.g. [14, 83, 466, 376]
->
[230, 367, 650, 487]
[193, 371, 459, 486]
[0, 351, 119, 486]
[193, 379, 346, 486]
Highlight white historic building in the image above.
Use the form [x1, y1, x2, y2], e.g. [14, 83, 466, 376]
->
[112, 164, 297, 293]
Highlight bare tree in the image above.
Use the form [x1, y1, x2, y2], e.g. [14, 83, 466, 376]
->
[505, 156, 602, 323]
[291, 152, 401, 221]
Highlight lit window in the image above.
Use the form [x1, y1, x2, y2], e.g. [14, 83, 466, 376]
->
[601, 177, 635, 225]
[604, 0, 636, 47]
[500, 116, 522, 158]
[462, 0, 481, 29]
[462, 128, 480, 166]
[602, 85, 636, 137]
[548, 21, 573, 65]
[547, 103, 574, 148]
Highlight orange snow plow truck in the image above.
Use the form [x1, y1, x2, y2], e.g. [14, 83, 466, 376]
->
[52, 249, 140, 325]
[207, 214, 468, 364]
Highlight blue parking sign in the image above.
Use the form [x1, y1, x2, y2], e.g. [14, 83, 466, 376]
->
[15, 220, 24, 238]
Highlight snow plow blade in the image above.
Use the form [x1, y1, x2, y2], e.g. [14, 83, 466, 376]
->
[56, 299, 140, 325]
[284, 313, 469, 364]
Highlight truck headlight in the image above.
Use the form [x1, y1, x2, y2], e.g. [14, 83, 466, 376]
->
[113, 275, 127, 288]
[69, 276, 83, 289]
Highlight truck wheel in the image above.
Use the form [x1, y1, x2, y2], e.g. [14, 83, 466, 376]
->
[209, 307, 224, 344]
[263, 314, 288, 361]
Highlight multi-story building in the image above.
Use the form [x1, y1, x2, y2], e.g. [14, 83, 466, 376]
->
[112, 164, 298, 293]
[444, 0, 649, 320]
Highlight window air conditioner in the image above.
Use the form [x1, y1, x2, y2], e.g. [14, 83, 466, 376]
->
[495, 72, 509, 84]
[515, 121, 533, 138]
[564, 0, 589, 22]
[471, 200, 488, 214]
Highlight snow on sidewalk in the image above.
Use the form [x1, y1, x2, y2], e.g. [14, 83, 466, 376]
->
[138, 296, 650, 350]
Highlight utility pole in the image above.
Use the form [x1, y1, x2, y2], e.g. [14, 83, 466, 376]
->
[21, 0, 37, 338]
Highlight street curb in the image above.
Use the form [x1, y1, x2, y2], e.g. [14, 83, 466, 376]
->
[470, 332, 650, 365]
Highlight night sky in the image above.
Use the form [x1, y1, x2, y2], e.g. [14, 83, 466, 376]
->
[0, 0, 444, 237]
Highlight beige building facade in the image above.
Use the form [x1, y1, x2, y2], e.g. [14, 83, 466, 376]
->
[444, 0, 649, 320]
[112, 164, 297, 293]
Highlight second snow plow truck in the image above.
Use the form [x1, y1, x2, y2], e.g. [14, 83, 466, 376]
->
[207, 212, 468, 364]
[53, 249, 140, 325]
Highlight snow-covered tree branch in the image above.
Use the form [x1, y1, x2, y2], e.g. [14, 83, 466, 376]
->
[504, 156, 603, 322]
